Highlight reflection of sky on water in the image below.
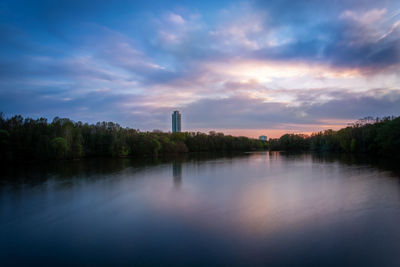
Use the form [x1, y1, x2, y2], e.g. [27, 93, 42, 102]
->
[1, 152, 400, 265]
[145, 153, 398, 238]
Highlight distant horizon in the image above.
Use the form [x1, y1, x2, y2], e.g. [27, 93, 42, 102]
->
[1, 111, 367, 138]
[0, 0, 399, 137]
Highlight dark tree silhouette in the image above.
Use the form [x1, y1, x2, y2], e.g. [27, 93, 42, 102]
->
[0, 114, 267, 161]
[269, 116, 400, 159]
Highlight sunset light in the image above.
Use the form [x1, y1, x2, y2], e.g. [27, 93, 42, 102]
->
[0, 0, 399, 137]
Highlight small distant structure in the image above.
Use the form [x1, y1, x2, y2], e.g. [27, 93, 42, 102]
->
[172, 110, 181, 133]
[259, 135, 267, 141]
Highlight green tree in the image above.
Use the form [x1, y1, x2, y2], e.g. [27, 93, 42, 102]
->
[0, 129, 10, 159]
[51, 137, 68, 159]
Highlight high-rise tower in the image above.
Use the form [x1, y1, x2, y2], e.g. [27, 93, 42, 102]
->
[172, 111, 181, 132]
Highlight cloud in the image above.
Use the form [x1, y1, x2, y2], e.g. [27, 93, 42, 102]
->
[181, 88, 400, 130]
[167, 12, 186, 25]
[306, 88, 400, 119]
[0, 0, 400, 137]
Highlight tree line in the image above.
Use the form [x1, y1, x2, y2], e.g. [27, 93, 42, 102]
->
[0, 113, 267, 161]
[2, 113, 398, 161]
[269, 116, 400, 159]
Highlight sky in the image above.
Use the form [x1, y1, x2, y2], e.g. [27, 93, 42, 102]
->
[0, 0, 399, 137]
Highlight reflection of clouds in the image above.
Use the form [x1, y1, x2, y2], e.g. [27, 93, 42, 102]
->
[5, 152, 400, 266]
[138, 152, 397, 241]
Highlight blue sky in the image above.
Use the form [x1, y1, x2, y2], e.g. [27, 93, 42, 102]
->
[1, 0, 399, 137]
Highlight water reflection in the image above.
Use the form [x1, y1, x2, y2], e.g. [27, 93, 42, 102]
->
[1, 152, 400, 266]
[172, 161, 183, 187]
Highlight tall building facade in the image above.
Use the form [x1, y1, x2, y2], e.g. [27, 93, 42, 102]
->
[172, 110, 181, 132]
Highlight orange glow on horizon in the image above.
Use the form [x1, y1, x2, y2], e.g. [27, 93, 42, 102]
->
[191, 121, 351, 139]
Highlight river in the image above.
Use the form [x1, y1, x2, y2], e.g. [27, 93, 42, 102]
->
[1, 152, 400, 266]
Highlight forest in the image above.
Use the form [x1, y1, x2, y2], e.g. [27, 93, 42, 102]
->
[0, 113, 266, 161]
[1, 113, 399, 161]
[269, 116, 400, 159]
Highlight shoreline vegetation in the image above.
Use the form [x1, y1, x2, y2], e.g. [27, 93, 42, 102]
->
[269, 116, 400, 159]
[0, 113, 399, 161]
[0, 113, 266, 161]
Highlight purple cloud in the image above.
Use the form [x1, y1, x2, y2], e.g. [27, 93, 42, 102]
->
[0, 0, 399, 136]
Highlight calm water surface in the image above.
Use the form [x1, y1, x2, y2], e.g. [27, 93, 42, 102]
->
[1, 152, 400, 266]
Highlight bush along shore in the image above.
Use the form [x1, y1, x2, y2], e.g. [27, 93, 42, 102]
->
[0, 114, 267, 161]
[268, 116, 400, 159]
